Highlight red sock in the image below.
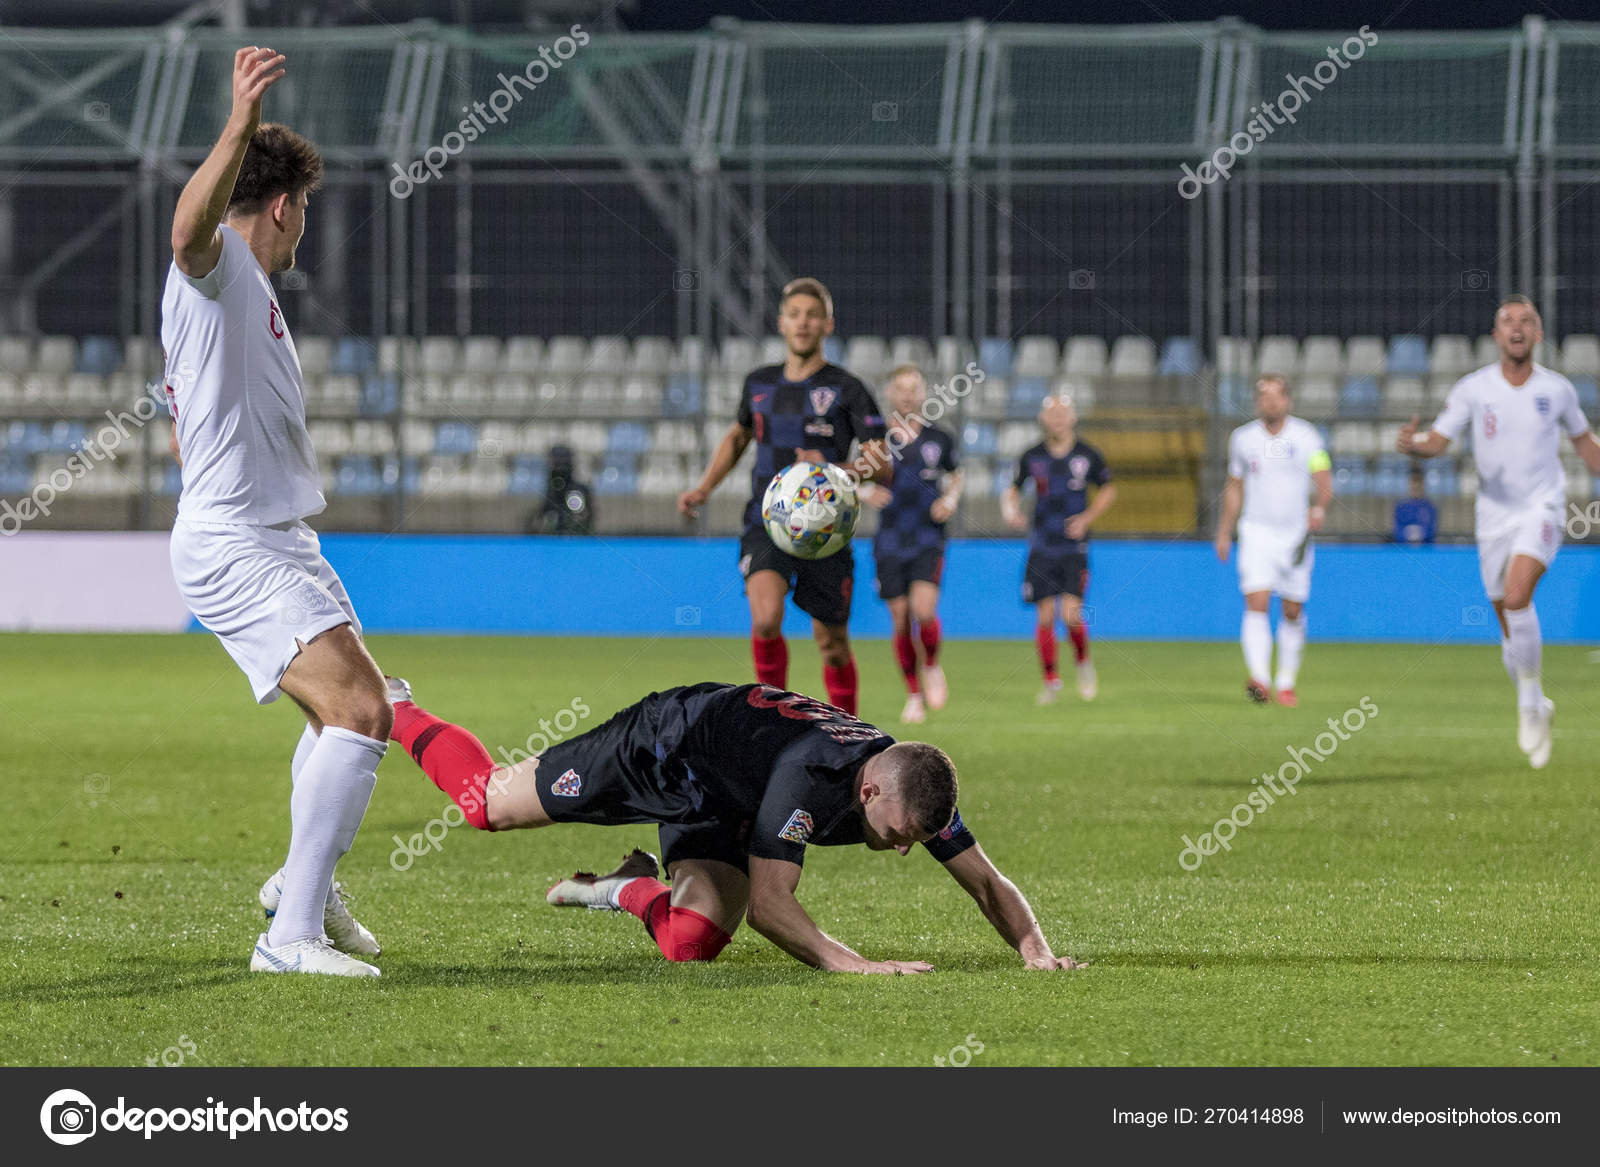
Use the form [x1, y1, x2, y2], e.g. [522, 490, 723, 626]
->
[1068, 621, 1089, 664]
[918, 617, 942, 665]
[751, 635, 788, 688]
[894, 632, 920, 694]
[823, 656, 859, 715]
[390, 700, 495, 830]
[1036, 625, 1059, 681]
[617, 878, 732, 963]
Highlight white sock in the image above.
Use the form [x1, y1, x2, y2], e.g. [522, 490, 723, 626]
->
[267, 727, 386, 946]
[1242, 611, 1272, 683]
[1503, 604, 1544, 710]
[1501, 637, 1516, 687]
[290, 724, 318, 785]
[1275, 615, 1306, 691]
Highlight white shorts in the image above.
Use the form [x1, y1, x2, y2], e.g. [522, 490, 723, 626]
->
[1476, 503, 1563, 601]
[1237, 521, 1314, 603]
[170, 518, 361, 704]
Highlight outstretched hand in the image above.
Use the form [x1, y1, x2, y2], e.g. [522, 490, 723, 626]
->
[1024, 954, 1089, 970]
[232, 46, 286, 130]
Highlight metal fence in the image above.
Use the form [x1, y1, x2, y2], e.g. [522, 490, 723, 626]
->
[1, 16, 1598, 541]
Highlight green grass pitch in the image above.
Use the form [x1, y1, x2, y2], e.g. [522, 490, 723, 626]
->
[2, 631, 1597, 1066]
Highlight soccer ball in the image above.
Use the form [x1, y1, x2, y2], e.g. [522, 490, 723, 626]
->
[762, 461, 859, 560]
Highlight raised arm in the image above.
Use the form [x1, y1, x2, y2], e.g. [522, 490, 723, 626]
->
[171, 47, 286, 277]
[1397, 413, 1452, 459]
[678, 420, 752, 517]
[940, 843, 1085, 969]
[746, 856, 932, 974]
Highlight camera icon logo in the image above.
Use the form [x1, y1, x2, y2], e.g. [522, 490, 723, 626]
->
[872, 100, 900, 122]
[477, 437, 504, 460]
[1461, 605, 1488, 626]
[1460, 269, 1490, 291]
[673, 269, 700, 292]
[82, 101, 110, 123]
[40, 1089, 97, 1145]
[1068, 268, 1096, 290]
[674, 605, 702, 627]
[1265, 437, 1291, 460]
[280, 270, 308, 291]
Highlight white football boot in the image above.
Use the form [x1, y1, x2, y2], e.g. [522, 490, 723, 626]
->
[546, 849, 660, 910]
[1525, 698, 1555, 770]
[1076, 660, 1098, 701]
[1036, 677, 1063, 706]
[900, 694, 927, 724]
[250, 932, 380, 977]
[259, 870, 381, 957]
[921, 665, 949, 711]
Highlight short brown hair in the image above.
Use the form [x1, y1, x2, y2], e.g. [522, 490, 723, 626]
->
[878, 741, 959, 836]
[1256, 373, 1291, 396]
[781, 276, 834, 319]
[226, 123, 324, 216]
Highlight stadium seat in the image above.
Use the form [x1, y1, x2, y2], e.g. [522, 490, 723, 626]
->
[1295, 376, 1338, 419]
[415, 337, 458, 375]
[926, 336, 962, 377]
[960, 422, 998, 457]
[1063, 336, 1107, 377]
[567, 421, 608, 456]
[619, 376, 664, 411]
[664, 375, 702, 417]
[822, 336, 844, 365]
[462, 337, 502, 374]
[1256, 336, 1300, 376]
[501, 336, 544, 374]
[1217, 375, 1252, 417]
[121, 336, 159, 375]
[0, 337, 32, 373]
[65, 373, 106, 405]
[587, 336, 629, 375]
[652, 421, 697, 453]
[674, 336, 709, 373]
[720, 337, 757, 374]
[332, 337, 376, 375]
[35, 336, 76, 374]
[0, 456, 32, 495]
[45, 420, 85, 452]
[1158, 336, 1202, 376]
[997, 422, 1035, 457]
[1330, 422, 1378, 456]
[1014, 336, 1059, 378]
[1428, 335, 1474, 376]
[607, 422, 652, 455]
[1574, 377, 1600, 414]
[978, 337, 1014, 379]
[351, 420, 396, 455]
[1343, 336, 1386, 377]
[1374, 455, 1411, 496]
[1214, 337, 1253, 377]
[1473, 336, 1499, 367]
[335, 456, 384, 497]
[1108, 336, 1156, 379]
[1386, 335, 1429, 375]
[434, 421, 478, 456]
[545, 336, 588, 374]
[1424, 459, 1458, 497]
[596, 457, 639, 495]
[1382, 377, 1426, 414]
[1300, 336, 1343, 376]
[1338, 377, 1381, 417]
[75, 336, 122, 375]
[376, 337, 417, 374]
[0, 373, 19, 407]
[845, 336, 888, 382]
[1054, 376, 1095, 416]
[1007, 377, 1051, 418]
[630, 336, 674, 376]
[477, 420, 517, 457]
[990, 464, 1016, 497]
[490, 374, 533, 409]
[509, 455, 548, 496]
[359, 374, 399, 417]
[1426, 375, 1457, 409]
[21, 372, 61, 403]
[759, 336, 788, 366]
[1332, 456, 1371, 494]
[1562, 335, 1600, 377]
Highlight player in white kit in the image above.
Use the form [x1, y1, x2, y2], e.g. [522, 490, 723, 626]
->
[163, 47, 393, 976]
[1400, 296, 1600, 768]
[1214, 376, 1333, 706]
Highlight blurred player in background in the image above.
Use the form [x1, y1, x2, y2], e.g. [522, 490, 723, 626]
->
[678, 278, 890, 714]
[385, 679, 1085, 973]
[860, 365, 963, 724]
[1399, 295, 1600, 768]
[1214, 375, 1332, 707]
[163, 47, 390, 976]
[1002, 395, 1116, 704]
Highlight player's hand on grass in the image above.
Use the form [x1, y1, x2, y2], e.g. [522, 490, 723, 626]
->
[231, 47, 286, 131]
[1065, 514, 1089, 541]
[1396, 414, 1420, 454]
[677, 485, 709, 518]
[854, 959, 934, 975]
[1024, 954, 1088, 970]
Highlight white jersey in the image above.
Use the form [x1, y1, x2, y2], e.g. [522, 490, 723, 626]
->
[1431, 363, 1589, 531]
[160, 224, 324, 526]
[1227, 416, 1328, 534]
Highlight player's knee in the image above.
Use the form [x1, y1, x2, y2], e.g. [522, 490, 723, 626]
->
[656, 908, 732, 963]
[1502, 585, 1534, 611]
[327, 687, 392, 741]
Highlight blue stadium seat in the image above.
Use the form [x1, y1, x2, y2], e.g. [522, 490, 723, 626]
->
[509, 456, 548, 496]
[335, 456, 384, 496]
[76, 336, 122, 375]
[1333, 456, 1370, 494]
[360, 374, 398, 417]
[332, 337, 377, 375]
[0, 455, 31, 494]
[1218, 375, 1252, 416]
[1338, 377, 1381, 417]
[401, 457, 422, 494]
[596, 457, 639, 495]
[663, 375, 702, 417]
[5, 421, 46, 453]
[961, 422, 998, 456]
[1386, 335, 1429, 375]
[978, 337, 1014, 379]
[1575, 377, 1600, 415]
[434, 421, 478, 455]
[161, 462, 184, 495]
[1158, 336, 1202, 376]
[1374, 456, 1411, 496]
[991, 464, 1015, 497]
[823, 336, 844, 364]
[1424, 460, 1458, 497]
[1006, 377, 1051, 418]
[47, 421, 87, 452]
[606, 422, 651, 455]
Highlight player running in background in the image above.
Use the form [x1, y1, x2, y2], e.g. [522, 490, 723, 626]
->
[1399, 295, 1600, 767]
[163, 47, 391, 976]
[384, 679, 1085, 972]
[677, 279, 891, 714]
[860, 365, 963, 724]
[1214, 375, 1333, 707]
[1002, 395, 1116, 704]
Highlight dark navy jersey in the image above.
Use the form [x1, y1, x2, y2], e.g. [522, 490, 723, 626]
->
[647, 682, 976, 867]
[1013, 439, 1112, 554]
[873, 424, 959, 558]
[737, 363, 887, 530]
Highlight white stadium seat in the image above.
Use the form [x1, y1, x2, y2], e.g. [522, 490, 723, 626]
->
[545, 336, 588, 374]
[1343, 336, 1385, 376]
[501, 336, 544, 374]
[420, 336, 461, 375]
[586, 336, 629, 375]
[1561, 334, 1600, 376]
[630, 336, 674, 375]
[36, 336, 77, 374]
[462, 336, 502, 374]
[1300, 336, 1343, 376]
[0, 337, 34, 372]
[1063, 336, 1107, 377]
[893, 335, 936, 371]
[1256, 336, 1301, 376]
[1473, 336, 1499, 367]
[1214, 337, 1253, 376]
[1428, 335, 1474, 376]
[1108, 336, 1156, 378]
[296, 336, 332, 376]
[1014, 336, 1059, 378]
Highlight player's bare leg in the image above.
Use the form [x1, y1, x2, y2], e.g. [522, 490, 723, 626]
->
[888, 597, 924, 723]
[814, 619, 859, 714]
[252, 624, 390, 976]
[1062, 594, 1095, 700]
[1241, 590, 1272, 703]
[1274, 598, 1305, 706]
[1499, 555, 1552, 767]
[748, 569, 790, 688]
[1035, 598, 1063, 704]
[910, 581, 947, 710]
